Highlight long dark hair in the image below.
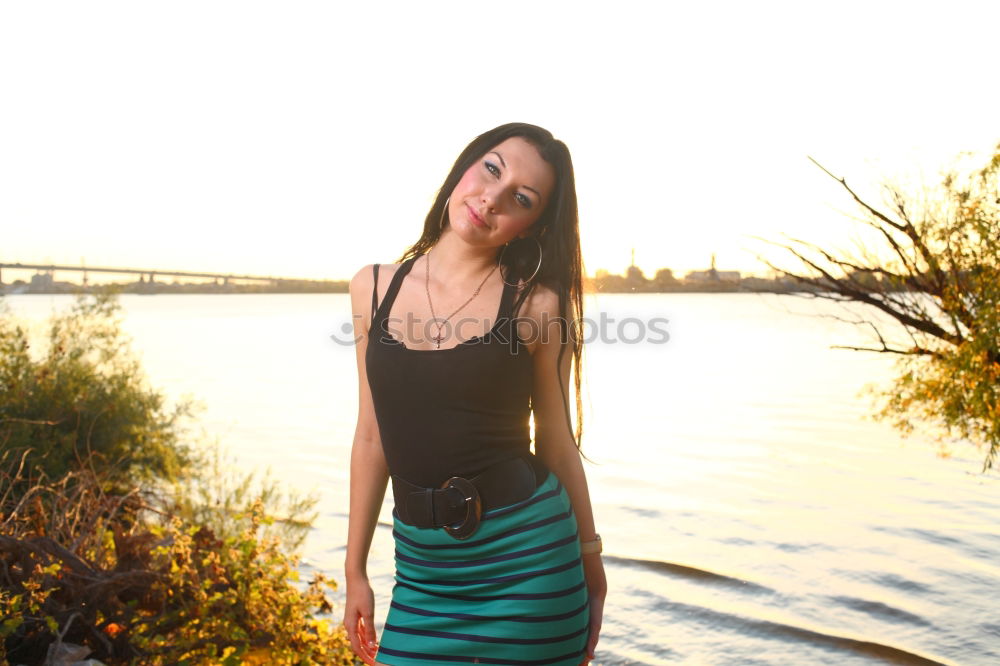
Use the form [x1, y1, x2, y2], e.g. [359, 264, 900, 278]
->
[396, 122, 587, 454]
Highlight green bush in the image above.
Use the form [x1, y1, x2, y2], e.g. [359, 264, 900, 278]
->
[0, 289, 355, 664]
[0, 287, 196, 493]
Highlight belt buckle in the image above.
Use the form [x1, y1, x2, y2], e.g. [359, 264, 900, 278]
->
[440, 477, 482, 540]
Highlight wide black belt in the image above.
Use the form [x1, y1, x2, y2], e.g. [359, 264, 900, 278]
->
[391, 454, 549, 539]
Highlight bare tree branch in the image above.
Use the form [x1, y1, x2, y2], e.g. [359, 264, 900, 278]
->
[751, 234, 963, 346]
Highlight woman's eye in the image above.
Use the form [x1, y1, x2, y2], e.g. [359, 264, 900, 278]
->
[484, 161, 500, 177]
[515, 193, 532, 209]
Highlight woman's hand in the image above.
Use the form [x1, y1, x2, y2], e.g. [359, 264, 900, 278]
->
[579, 553, 607, 665]
[343, 573, 378, 665]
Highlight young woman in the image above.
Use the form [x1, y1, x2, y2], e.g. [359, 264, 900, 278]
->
[343, 123, 606, 666]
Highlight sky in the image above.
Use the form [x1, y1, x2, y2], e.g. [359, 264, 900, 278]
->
[1, 0, 998, 283]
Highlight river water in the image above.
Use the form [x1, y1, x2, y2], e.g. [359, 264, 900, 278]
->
[4, 292, 997, 665]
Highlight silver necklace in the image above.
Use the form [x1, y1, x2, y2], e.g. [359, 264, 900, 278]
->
[424, 251, 498, 349]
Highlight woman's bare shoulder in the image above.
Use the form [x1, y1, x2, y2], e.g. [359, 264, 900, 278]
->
[348, 262, 404, 295]
[514, 283, 568, 355]
[516, 282, 561, 319]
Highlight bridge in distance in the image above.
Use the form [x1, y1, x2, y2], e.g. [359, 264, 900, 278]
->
[0, 262, 331, 286]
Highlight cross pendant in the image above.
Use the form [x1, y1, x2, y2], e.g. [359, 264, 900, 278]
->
[433, 331, 444, 349]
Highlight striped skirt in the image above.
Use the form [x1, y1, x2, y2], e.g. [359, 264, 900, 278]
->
[375, 469, 591, 665]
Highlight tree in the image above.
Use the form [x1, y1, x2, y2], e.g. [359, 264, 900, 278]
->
[752, 143, 1000, 472]
[654, 268, 677, 286]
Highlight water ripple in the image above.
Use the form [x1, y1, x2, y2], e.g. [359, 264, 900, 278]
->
[826, 595, 932, 627]
[630, 591, 947, 665]
[604, 554, 774, 596]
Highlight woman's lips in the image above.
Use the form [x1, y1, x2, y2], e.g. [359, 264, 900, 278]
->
[467, 204, 487, 228]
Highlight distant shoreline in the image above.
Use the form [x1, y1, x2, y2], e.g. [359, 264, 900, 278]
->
[1, 277, 815, 295]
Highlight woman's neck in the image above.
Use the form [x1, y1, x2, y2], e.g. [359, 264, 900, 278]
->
[424, 230, 502, 287]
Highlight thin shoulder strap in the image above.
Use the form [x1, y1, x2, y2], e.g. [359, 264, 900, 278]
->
[370, 264, 380, 329]
[371, 256, 418, 334]
[499, 277, 517, 321]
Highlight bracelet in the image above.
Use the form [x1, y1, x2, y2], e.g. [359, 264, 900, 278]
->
[579, 533, 602, 555]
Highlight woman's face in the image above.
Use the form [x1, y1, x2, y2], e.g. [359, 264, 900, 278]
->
[446, 136, 556, 247]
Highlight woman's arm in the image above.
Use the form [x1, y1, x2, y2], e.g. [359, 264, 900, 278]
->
[523, 286, 606, 665]
[343, 264, 390, 663]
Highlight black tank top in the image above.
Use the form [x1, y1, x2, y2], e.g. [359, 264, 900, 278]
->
[365, 254, 534, 488]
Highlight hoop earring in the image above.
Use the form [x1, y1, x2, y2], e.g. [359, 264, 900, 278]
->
[438, 196, 451, 231]
[497, 235, 543, 287]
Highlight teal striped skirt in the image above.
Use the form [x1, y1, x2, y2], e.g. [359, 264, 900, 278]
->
[376, 469, 591, 665]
